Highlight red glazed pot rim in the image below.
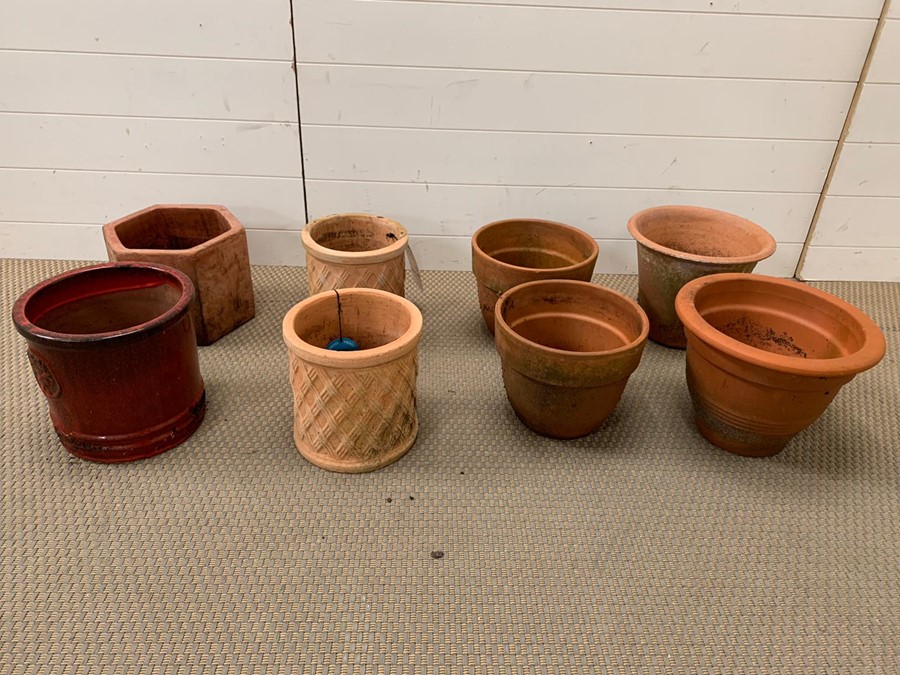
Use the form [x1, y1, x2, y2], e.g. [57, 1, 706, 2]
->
[12, 262, 195, 349]
[302, 213, 408, 265]
[472, 218, 600, 274]
[627, 205, 777, 265]
[675, 273, 887, 377]
[495, 279, 649, 358]
[283, 287, 423, 369]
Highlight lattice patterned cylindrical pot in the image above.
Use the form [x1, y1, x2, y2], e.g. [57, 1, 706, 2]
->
[282, 288, 423, 473]
[301, 214, 408, 297]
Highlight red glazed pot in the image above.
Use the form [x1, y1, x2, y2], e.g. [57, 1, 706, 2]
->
[627, 205, 776, 348]
[472, 219, 599, 335]
[494, 280, 648, 439]
[12, 263, 206, 463]
[676, 273, 886, 457]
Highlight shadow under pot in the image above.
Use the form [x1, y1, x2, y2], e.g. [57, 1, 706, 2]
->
[12, 263, 206, 463]
[302, 213, 409, 297]
[627, 205, 776, 348]
[471, 219, 599, 335]
[494, 280, 649, 439]
[103, 204, 256, 346]
[282, 288, 424, 473]
[676, 273, 886, 457]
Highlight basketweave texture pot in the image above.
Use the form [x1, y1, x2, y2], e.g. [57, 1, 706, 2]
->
[12, 262, 206, 463]
[494, 279, 648, 439]
[282, 288, 423, 473]
[676, 273, 886, 457]
[103, 204, 255, 346]
[627, 205, 776, 349]
[471, 218, 599, 335]
[302, 213, 408, 297]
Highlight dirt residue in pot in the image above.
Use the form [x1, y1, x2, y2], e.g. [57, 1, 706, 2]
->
[720, 316, 808, 358]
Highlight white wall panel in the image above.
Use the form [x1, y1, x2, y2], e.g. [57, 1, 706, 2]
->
[846, 83, 900, 142]
[811, 196, 900, 248]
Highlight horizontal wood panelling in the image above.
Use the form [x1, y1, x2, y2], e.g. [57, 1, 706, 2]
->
[0, 52, 297, 121]
[827, 143, 900, 196]
[0, 1, 292, 59]
[298, 65, 853, 140]
[812, 196, 900, 248]
[867, 18, 900, 83]
[846, 84, 900, 142]
[0, 222, 108, 260]
[296, 1, 875, 80]
[798, 246, 900, 281]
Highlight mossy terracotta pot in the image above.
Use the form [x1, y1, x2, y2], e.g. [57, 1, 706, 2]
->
[283, 288, 423, 473]
[103, 204, 255, 346]
[494, 280, 648, 439]
[676, 273, 886, 457]
[472, 219, 599, 335]
[302, 213, 408, 297]
[12, 263, 206, 463]
[627, 205, 776, 349]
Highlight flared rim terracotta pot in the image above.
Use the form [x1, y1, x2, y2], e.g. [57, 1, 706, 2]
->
[627, 205, 776, 348]
[283, 288, 423, 473]
[12, 262, 206, 463]
[301, 213, 408, 297]
[494, 279, 648, 439]
[103, 204, 256, 346]
[471, 218, 599, 335]
[676, 273, 886, 457]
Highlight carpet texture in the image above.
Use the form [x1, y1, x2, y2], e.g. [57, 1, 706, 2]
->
[2, 258, 898, 673]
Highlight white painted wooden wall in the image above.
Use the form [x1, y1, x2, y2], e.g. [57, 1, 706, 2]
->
[1, 0, 897, 280]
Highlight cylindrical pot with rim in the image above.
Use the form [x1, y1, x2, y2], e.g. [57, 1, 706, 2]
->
[494, 279, 649, 439]
[282, 288, 423, 473]
[12, 262, 206, 463]
[302, 213, 408, 297]
[627, 205, 776, 348]
[472, 218, 599, 335]
[676, 273, 886, 457]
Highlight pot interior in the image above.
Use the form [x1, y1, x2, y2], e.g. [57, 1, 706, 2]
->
[633, 208, 769, 258]
[290, 291, 412, 351]
[309, 215, 404, 253]
[114, 207, 230, 251]
[23, 267, 184, 335]
[475, 220, 595, 270]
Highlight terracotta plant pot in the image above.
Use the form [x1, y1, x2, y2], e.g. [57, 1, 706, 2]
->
[104, 204, 255, 346]
[494, 280, 648, 439]
[676, 273, 886, 457]
[627, 205, 776, 348]
[302, 213, 408, 297]
[471, 218, 599, 335]
[12, 263, 206, 463]
[282, 288, 423, 473]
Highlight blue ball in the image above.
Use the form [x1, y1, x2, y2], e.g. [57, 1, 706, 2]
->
[326, 337, 360, 351]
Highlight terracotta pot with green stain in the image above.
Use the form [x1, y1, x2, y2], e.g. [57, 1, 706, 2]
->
[627, 206, 776, 348]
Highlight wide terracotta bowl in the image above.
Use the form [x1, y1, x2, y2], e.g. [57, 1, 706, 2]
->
[472, 219, 599, 335]
[12, 263, 206, 462]
[676, 273, 886, 457]
[628, 205, 776, 348]
[494, 279, 648, 439]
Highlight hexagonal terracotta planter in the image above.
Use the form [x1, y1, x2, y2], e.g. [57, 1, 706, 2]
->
[12, 263, 206, 463]
[627, 205, 776, 348]
[302, 213, 408, 297]
[282, 288, 423, 473]
[472, 218, 599, 335]
[494, 279, 649, 439]
[103, 204, 255, 345]
[676, 273, 886, 457]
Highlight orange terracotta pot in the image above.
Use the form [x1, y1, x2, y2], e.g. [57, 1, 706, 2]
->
[676, 274, 886, 457]
[302, 213, 408, 297]
[494, 280, 648, 439]
[627, 206, 776, 348]
[283, 288, 423, 473]
[472, 219, 599, 335]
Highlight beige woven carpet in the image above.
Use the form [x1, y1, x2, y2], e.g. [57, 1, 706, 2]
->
[2, 258, 898, 673]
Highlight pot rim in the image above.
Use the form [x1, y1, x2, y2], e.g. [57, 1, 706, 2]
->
[495, 279, 649, 358]
[627, 205, 777, 265]
[282, 287, 423, 368]
[301, 213, 408, 265]
[103, 203, 242, 256]
[675, 273, 886, 377]
[472, 218, 600, 274]
[12, 262, 195, 349]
